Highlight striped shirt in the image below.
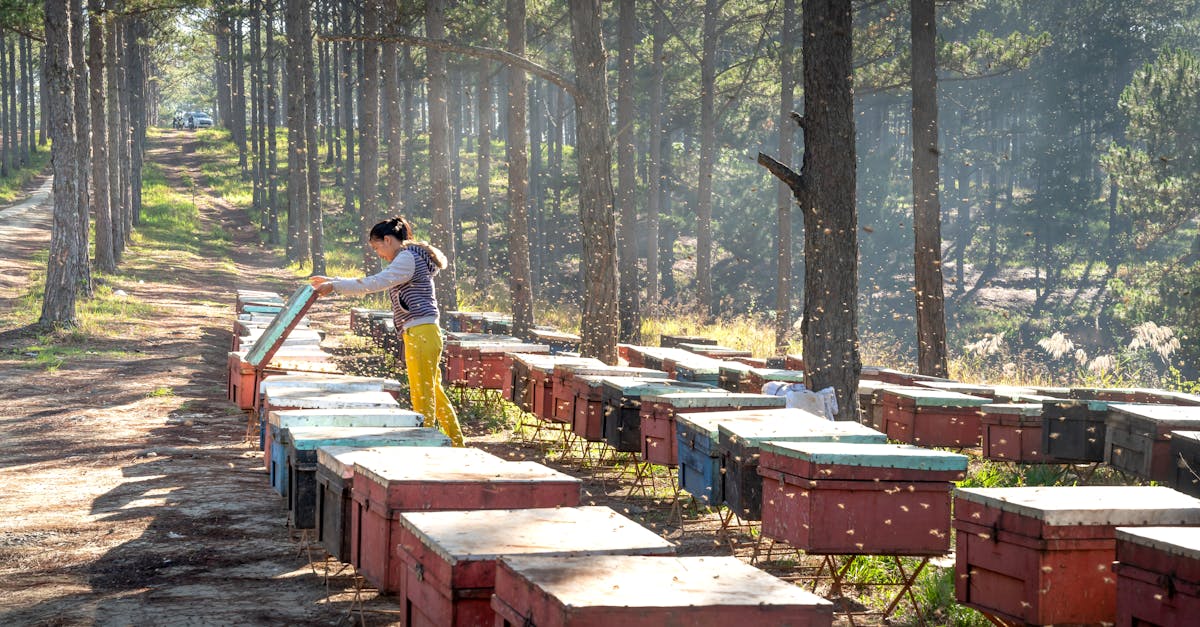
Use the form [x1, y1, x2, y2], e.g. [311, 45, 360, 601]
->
[329, 244, 441, 330]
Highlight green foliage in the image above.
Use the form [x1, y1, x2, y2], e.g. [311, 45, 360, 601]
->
[0, 149, 51, 205]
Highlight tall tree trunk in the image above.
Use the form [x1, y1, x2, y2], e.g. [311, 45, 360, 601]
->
[39, 44, 48, 147]
[381, 0, 403, 213]
[339, 0, 356, 223]
[645, 10, 665, 306]
[506, 0, 534, 338]
[569, 0, 619, 363]
[232, 17, 248, 177]
[70, 0, 90, 295]
[694, 0, 718, 317]
[774, 0, 796, 352]
[214, 6, 231, 126]
[128, 18, 147, 229]
[361, 0, 382, 272]
[910, 0, 948, 377]
[528, 80, 542, 292]
[427, 0, 458, 308]
[265, 0, 280, 244]
[249, 0, 263, 216]
[302, 0, 323, 274]
[401, 45, 416, 216]
[2, 36, 10, 178]
[22, 36, 34, 159]
[284, 0, 310, 263]
[476, 61, 492, 289]
[105, 11, 124, 260]
[616, 0, 640, 342]
[89, 1, 114, 273]
[40, 0, 81, 326]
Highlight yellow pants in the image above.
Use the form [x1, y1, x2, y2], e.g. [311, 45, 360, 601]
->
[403, 323, 464, 446]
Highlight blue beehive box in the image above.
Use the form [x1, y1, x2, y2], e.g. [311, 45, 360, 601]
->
[675, 408, 807, 506]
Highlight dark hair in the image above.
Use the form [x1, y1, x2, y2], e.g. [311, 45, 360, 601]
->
[368, 217, 413, 242]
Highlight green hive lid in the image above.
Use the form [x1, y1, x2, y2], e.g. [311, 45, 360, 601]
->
[1108, 403, 1200, 425]
[643, 392, 785, 409]
[981, 403, 1043, 417]
[269, 408, 424, 429]
[244, 284, 319, 367]
[676, 408, 802, 440]
[885, 387, 991, 407]
[1116, 526, 1200, 561]
[599, 378, 711, 395]
[955, 486, 1200, 526]
[748, 368, 806, 383]
[760, 441, 968, 471]
[719, 412, 887, 446]
[285, 426, 452, 450]
[915, 381, 1001, 396]
[719, 361, 754, 374]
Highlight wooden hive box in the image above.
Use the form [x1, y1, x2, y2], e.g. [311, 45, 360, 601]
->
[1105, 404, 1200, 482]
[784, 353, 804, 371]
[954, 486, 1200, 626]
[639, 391, 785, 466]
[261, 387, 400, 471]
[395, 507, 674, 627]
[676, 408, 805, 506]
[758, 441, 967, 555]
[466, 343, 548, 391]
[1115, 526, 1200, 626]
[879, 387, 990, 447]
[664, 352, 725, 386]
[519, 356, 605, 420]
[746, 367, 806, 394]
[442, 333, 519, 385]
[351, 452, 582, 593]
[350, 307, 389, 337]
[1169, 430, 1200, 497]
[719, 412, 886, 520]
[315, 446, 393, 564]
[598, 379, 716, 453]
[567, 375, 674, 444]
[529, 328, 582, 354]
[266, 407, 422, 497]
[980, 403, 1049, 463]
[677, 342, 754, 360]
[660, 334, 716, 349]
[1041, 398, 1113, 462]
[551, 365, 665, 428]
[227, 284, 322, 410]
[491, 555, 833, 627]
[718, 361, 754, 393]
[283, 426, 451, 530]
[855, 380, 908, 430]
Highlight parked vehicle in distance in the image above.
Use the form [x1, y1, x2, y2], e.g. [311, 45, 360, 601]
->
[191, 112, 214, 128]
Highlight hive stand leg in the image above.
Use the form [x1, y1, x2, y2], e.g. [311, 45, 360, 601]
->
[883, 556, 929, 625]
[625, 460, 654, 499]
[666, 473, 688, 526]
[243, 409, 258, 446]
[1072, 462, 1101, 485]
[981, 612, 1020, 627]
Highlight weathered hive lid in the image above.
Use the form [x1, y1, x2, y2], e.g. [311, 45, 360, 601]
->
[760, 441, 968, 472]
[554, 364, 668, 379]
[1043, 397, 1111, 412]
[399, 506, 674, 564]
[316, 445, 396, 479]
[1172, 430, 1200, 444]
[718, 361, 754, 374]
[1116, 526, 1200, 561]
[597, 377, 711, 395]
[981, 403, 1043, 417]
[263, 389, 399, 410]
[349, 447, 499, 480]
[719, 412, 886, 447]
[529, 328, 582, 341]
[677, 407, 812, 440]
[269, 408, 423, 429]
[955, 486, 1200, 526]
[284, 426, 451, 451]
[259, 373, 403, 394]
[477, 343, 548, 354]
[642, 391, 785, 409]
[444, 332, 521, 344]
[1108, 403, 1200, 426]
[357, 455, 579, 488]
[497, 555, 833, 609]
[882, 387, 991, 407]
[244, 284, 320, 368]
[748, 368, 806, 383]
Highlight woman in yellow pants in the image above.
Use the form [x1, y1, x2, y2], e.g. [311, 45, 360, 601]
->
[310, 217, 463, 446]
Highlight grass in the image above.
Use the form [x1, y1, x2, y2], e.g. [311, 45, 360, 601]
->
[0, 148, 51, 204]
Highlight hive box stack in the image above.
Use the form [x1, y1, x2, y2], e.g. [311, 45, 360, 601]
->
[1105, 404, 1200, 482]
[596, 378, 716, 453]
[718, 361, 755, 393]
[350, 449, 583, 593]
[954, 486, 1200, 626]
[1169, 430, 1200, 497]
[1041, 398, 1112, 463]
[745, 368, 806, 394]
[395, 507, 674, 626]
[758, 442, 967, 555]
[550, 364, 666, 424]
[490, 555, 834, 627]
[980, 403, 1050, 463]
[677, 342, 753, 360]
[665, 352, 725, 385]
[283, 427, 452, 529]
[1115, 526, 1200, 626]
[265, 406, 421, 495]
[227, 285, 323, 410]
[639, 392, 786, 466]
[659, 334, 716, 349]
[879, 387, 990, 447]
[719, 411, 886, 520]
[529, 328, 582, 354]
[315, 446, 392, 564]
[676, 408, 807, 507]
[462, 342, 549, 391]
[512, 355, 605, 420]
[257, 373, 404, 446]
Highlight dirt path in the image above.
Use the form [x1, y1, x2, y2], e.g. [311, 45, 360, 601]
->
[0, 131, 396, 625]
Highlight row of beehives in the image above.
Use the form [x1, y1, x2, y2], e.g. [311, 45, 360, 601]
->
[418, 317, 1200, 627]
[231, 291, 837, 626]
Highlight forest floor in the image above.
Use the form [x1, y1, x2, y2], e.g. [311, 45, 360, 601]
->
[0, 131, 941, 626]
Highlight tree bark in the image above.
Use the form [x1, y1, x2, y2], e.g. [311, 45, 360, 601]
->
[645, 10, 665, 306]
[360, 0, 382, 272]
[70, 0, 90, 295]
[2, 36, 10, 178]
[401, 45, 416, 217]
[214, 5, 232, 126]
[302, 0, 323, 274]
[232, 16, 248, 177]
[127, 18, 147, 229]
[381, 0, 403, 213]
[695, 0, 718, 317]
[427, 0, 458, 309]
[568, 0, 619, 364]
[265, 0, 280, 244]
[40, 0, 81, 327]
[284, 0, 309, 263]
[506, 0, 534, 338]
[774, 0, 796, 352]
[105, 10, 124, 260]
[910, 0, 948, 377]
[476, 61, 492, 289]
[339, 0, 356, 225]
[89, 0, 114, 273]
[616, 0, 640, 343]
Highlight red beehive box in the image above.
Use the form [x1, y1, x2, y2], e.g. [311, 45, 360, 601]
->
[491, 555, 834, 626]
[880, 387, 990, 447]
[1105, 404, 1200, 482]
[550, 365, 665, 424]
[639, 392, 785, 466]
[1115, 526, 1200, 627]
[784, 353, 804, 371]
[758, 441, 967, 555]
[954, 486, 1200, 626]
[315, 445, 393, 564]
[981, 403, 1050, 463]
[395, 506, 674, 627]
[462, 343, 548, 390]
[350, 450, 582, 594]
[523, 357, 604, 420]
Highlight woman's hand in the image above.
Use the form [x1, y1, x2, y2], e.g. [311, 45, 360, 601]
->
[309, 276, 335, 296]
